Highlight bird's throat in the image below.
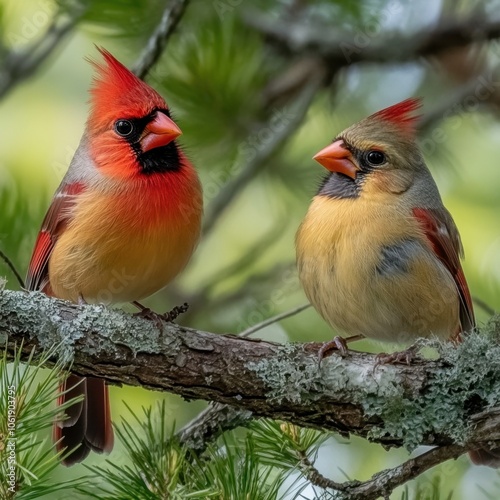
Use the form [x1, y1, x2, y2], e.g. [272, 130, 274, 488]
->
[318, 172, 361, 199]
[134, 140, 182, 175]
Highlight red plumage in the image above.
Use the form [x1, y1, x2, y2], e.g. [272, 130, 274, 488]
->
[87, 48, 166, 133]
[26, 182, 84, 294]
[412, 207, 475, 336]
[26, 47, 203, 466]
[370, 97, 422, 135]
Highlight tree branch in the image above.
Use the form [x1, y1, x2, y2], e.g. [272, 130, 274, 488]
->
[335, 444, 466, 500]
[178, 403, 252, 453]
[3, 287, 500, 459]
[244, 13, 500, 66]
[0, 5, 84, 100]
[178, 303, 311, 452]
[133, 0, 190, 79]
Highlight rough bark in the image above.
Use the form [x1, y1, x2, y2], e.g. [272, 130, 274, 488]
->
[2, 288, 500, 458]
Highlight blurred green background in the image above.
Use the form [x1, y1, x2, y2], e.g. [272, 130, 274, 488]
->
[1, 0, 500, 498]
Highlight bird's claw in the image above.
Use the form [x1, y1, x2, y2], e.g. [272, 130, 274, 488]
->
[318, 334, 365, 366]
[132, 301, 189, 330]
[134, 307, 165, 331]
[77, 293, 87, 306]
[319, 337, 349, 358]
[374, 347, 417, 369]
[318, 336, 349, 365]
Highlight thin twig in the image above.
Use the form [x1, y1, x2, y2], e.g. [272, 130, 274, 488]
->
[203, 71, 325, 235]
[133, 0, 191, 79]
[473, 296, 496, 316]
[0, 5, 84, 100]
[0, 250, 24, 289]
[178, 403, 252, 453]
[240, 303, 310, 337]
[337, 445, 465, 500]
[297, 450, 346, 490]
[297, 444, 464, 499]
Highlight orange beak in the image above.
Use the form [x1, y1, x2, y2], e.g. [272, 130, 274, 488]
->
[313, 140, 359, 179]
[140, 112, 182, 152]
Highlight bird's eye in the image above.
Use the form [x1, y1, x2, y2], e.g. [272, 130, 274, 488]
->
[366, 150, 386, 166]
[114, 120, 134, 137]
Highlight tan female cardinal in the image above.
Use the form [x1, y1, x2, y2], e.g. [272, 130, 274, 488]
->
[296, 98, 498, 467]
[26, 48, 203, 465]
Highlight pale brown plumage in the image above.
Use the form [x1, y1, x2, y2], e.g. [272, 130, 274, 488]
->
[296, 99, 471, 342]
[297, 193, 460, 343]
[296, 98, 498, 466]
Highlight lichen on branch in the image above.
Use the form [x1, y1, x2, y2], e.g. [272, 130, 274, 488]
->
[2, 288, 500, 458]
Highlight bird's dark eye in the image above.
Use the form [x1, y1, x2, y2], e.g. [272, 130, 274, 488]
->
[366, 150, 386, 166]
[114, 120, 134, 137]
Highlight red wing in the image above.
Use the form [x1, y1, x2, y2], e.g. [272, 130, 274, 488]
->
[412, 207, 475, 334]
[26, 182, 84, 293]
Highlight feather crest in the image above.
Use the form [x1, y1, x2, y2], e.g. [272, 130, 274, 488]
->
[87, 47, 166, 131]
[369, 98, 421, 135]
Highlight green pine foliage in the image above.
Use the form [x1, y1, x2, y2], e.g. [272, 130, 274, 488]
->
[84, 402, 205, 499]
[401, 475, 453, 500]
[160, 14, 269, 151]
[251, 419, 328, 470]
[0, 344, 90, 498]
[0, 177, 43, 290]
[1, 0, 500, 498]
[84, 403, 309, 499]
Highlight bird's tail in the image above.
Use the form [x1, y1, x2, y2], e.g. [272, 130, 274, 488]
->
[53, 375, 114, 466]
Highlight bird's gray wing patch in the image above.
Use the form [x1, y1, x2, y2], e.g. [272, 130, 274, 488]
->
[376, 238, 422, 277]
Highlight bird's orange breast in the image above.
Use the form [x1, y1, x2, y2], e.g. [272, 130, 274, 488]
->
[48, 171, 202, 304]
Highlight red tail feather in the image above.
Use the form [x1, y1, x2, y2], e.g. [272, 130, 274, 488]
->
[55, 376, 113, 466]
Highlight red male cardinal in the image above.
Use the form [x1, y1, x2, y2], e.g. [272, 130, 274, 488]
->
[26, 48, 203, 465]
[296, 98, 498, 467]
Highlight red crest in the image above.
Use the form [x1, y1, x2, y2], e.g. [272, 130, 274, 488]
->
[87, 47, 166, 131]
[370, 98, 421, 135]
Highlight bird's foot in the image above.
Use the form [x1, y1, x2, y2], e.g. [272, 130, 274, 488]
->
[132, 303, 165, 331]
[319, 337, 349, 361]
[374, 346, 418, 368]
[318, 334, 364, 365]
[161, 302, 189, 323]
[132, 301, 189, 330]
